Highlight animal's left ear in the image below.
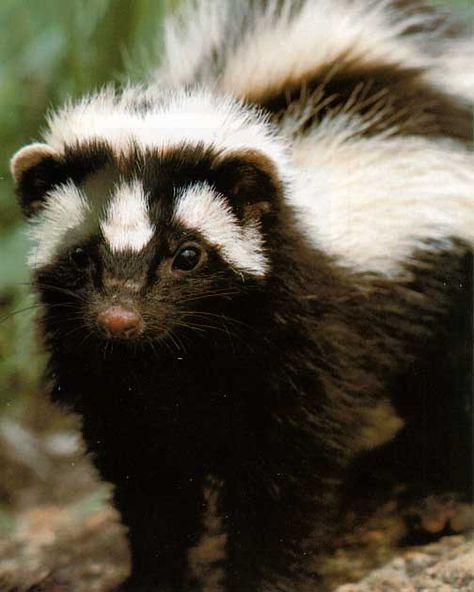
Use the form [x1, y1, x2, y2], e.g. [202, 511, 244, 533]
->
[10, 143, 64, 217]
[212, 149, 283, 220]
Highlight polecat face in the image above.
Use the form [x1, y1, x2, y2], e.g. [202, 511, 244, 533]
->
[11, 139, 282, 351]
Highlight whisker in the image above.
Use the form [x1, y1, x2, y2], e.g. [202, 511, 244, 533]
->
[78, 329, 95, 349]
[175, 319, 238, 339]
[180, 289, 241, 304]
[35, 283, 87, 302]
[167, 329, 184, 352]
[0, 304, 43, 325]
[158, 331, 176, 357]
[171, 330, 188, 354]
[182, 311, 258, 336]
[57, 324, 88, 341]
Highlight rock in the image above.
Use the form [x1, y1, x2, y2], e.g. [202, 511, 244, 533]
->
[334, 534, 474, 592]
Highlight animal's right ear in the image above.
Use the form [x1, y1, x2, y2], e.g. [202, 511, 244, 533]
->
[10, 143, 65, 217]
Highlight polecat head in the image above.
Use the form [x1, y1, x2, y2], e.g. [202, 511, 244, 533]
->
[11, 90, 287, 349]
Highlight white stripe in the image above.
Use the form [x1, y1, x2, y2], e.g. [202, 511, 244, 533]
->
[101, 180, 154, 252]
[44, 90, 289, 179]
[174, 183, 268, 277]
[159, 0, 474, 114]
[289, 122, 474, 275]
[28, 182, 92, 269]
[219, 0, 432, 100]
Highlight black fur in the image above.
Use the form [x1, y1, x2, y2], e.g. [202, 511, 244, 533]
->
[13, 1, 473, 590]
[15, 140, 113, 216]
[32, 143, 472, 590]
[15, 154, 67, 217]
[255, 61, 473, 142]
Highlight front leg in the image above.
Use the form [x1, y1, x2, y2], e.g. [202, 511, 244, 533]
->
[79, 398, 211, 591]
[114, 475, 204, 592]
[223, 472, 335, 592]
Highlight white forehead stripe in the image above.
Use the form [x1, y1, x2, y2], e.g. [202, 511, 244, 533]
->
[45, 90, 288, 176]
[101, 180, 154, 252]
[174, 184, 268, 277]
[28, 181, 91, 269]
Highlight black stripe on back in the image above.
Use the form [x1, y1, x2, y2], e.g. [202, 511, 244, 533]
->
[253, 59, 473, 142]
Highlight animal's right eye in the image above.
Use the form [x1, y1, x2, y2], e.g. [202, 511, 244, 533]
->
[172, 246, 202, 272]
[69, 247, 90, 269]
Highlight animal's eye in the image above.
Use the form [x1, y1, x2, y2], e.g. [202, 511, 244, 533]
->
[69, 247, 90, 269]
[172, 246, 202, 272]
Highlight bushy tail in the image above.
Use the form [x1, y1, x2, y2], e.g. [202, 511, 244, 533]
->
[156, 0, 473, 144]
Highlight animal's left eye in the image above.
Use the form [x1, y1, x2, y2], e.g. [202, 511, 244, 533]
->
[69, 247, 90, 269]
[172, 246, 202, 271]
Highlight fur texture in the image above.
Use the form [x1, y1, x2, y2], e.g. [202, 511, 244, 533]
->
[10, 1, 473, 591]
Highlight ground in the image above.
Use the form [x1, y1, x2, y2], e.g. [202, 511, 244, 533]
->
[0, 392, 472, 592]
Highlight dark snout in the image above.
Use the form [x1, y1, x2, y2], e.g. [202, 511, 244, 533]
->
[97, 305, 144, 339]
[96, 265, 147, 339]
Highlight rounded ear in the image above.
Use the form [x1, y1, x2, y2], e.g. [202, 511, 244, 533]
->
[10, 143, 64, 217]
[211, 149, 283, 220]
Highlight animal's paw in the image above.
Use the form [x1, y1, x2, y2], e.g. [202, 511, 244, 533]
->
[406, 493, 474, 538]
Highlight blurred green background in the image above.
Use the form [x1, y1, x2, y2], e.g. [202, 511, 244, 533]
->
[0, 0, 472, 417]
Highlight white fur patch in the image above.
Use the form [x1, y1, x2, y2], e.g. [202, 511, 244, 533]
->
[174, 183, 268, 277]
[288, 119, 474, 275]
[427, 37, 474, 104]
[219, 0, 430, 100]
[161, 0, 229, 89]
[101, 180, 154, 252]
[28, 182, 92, 269]
[27, 175, 153, 268]
[158, 0, 474, 110]
[44, 89, 288, 178]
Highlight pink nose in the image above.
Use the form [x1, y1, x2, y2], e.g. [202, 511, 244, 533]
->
[97, 306, 142, 338]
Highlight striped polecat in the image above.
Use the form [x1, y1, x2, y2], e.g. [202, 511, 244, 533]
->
[10, 1, 474, 590]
